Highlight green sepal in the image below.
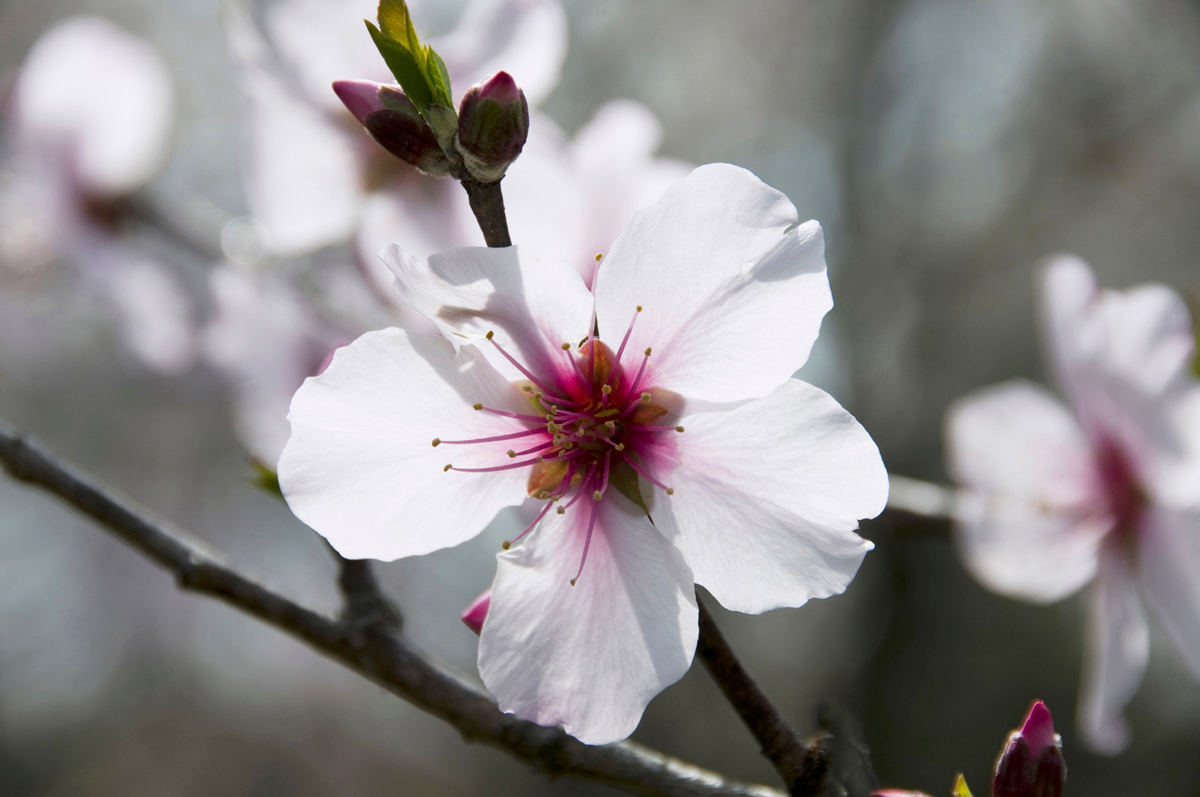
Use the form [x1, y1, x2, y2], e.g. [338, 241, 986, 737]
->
[951, 773, 974, 797]
[609, 459, 652, 518]
[424, 48, 454, 110]
[367, 0, 453, 116]
[365, 20, 432, 113]
[249, 459, 284, 502]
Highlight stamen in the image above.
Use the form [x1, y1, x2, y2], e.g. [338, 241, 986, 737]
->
[450, 456, 548, 474]
[486, 331, 562, 398]
[434, 427, 545, 446]
[502, 499, 556, 550]
[635, 424, 686, 433]
[474, 404, 548, 423]
[620, 453, 674, 495]
[614, 305, 642, 363]
[623, 348, 652, 402]
[570, 501, 601, 586]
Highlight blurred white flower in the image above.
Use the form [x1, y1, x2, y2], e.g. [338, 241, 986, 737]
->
[945, 256, 1200, 753]
[1, 16, 192, 372]
[278, 164, 887, 743]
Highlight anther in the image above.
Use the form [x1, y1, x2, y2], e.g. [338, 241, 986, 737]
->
[592, 490, 603, 501]
[601, 384, 612, 395]
[636, 305, 643, 312]
[641, 392, 651, 402]
[431, 438, 441, 447]
[507, 450, 517, 458]
[594, 253, 603, 262]
[614, 443, 625, 451]
[472, 403, 483, 411]
[569, 578, 577, 586]
[666, 488, 675, 495]
[522, 385, 533, 392]
[485, 330, 494, 340]
[675, 425, 685, 433]
[443, 464, 453, 472]
[644, 347, 652, 356]
[556, 506, 565, 514]
[604, 420, 616, 433]
[561, 342, 571, 350]
[501, 540, 511, 550]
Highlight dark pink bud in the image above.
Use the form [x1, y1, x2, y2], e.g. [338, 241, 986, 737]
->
[332, 79, 453, 176]
[460, 589, 491, 635]
[455, 71, 528, 182]
[993, 701, 1066, 797]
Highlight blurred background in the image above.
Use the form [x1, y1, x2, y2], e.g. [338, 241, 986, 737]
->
[2, 0, 1199, 794]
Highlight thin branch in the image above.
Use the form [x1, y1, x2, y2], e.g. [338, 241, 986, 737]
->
[0, 421, 780, 797]
[884, 474, 958, 521]
[695, 599, 818, 796]
[460, 178, 512, 247]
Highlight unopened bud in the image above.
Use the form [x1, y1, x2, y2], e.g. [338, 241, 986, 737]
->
[460, 589, 491, 635]
[993, 700, 1066, 797]
[332, 79, 453, 176]
[455, 71, 529, 182]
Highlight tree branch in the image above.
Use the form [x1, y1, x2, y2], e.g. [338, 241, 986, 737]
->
[460, 178, 512, 247]
[696, 600, 821, 796]
[0, 420, 780, 797]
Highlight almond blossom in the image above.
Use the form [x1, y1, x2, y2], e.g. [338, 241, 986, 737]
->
[278, 164, 888, 743]
[1, 16, 192, 372]
[946, 256, 1200, 752]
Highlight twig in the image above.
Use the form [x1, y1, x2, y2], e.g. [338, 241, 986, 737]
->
[695, 599, 819, 796]
[0, 421, 780, 797]
[460, 178, 512, 247]
[884, 474, 958, 521]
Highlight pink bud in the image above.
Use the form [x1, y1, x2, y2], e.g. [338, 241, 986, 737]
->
[993, 700, 1066, 797]
[455, 70, 528, 182]
[332, 79, 387, 125]
[460, 589, 491, 635]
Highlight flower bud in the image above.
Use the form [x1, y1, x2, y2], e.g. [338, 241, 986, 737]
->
[460, 589, 491, 635]
[332, 79, 453, 176]
[992, 701, 1066, 797]
[455, 71, 528, 183]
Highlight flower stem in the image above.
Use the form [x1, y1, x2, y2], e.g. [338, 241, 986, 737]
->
[696, 597, 826, 796]
[461, 178, 512, 247]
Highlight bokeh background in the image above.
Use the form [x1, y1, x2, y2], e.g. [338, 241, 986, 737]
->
[2, 0, 1200, 794]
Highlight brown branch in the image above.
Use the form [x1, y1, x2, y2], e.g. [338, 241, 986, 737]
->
[460, 178, 512, 247]
[0, 421, 781, 797]
[696, 600, 819, 795]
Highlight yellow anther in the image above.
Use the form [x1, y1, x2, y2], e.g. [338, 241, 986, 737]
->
[501, 540, 511, 550]
[594, 252, 603, 262]
[644, 346, 652, 356]
[522, 384, 533, 392]
[675, 425, 685, 433]
[604, 420, 617, 433]
[666, 487, 675, 495]
[636, 305, 643, 312]
[556, 506, 566, 514]
[569, 578, 577, 586]
[592, 490, 603, 501]
[601, 384, 612, 394]
[485, 330, 494, 340]
[614, 443, 625, 451]
[443, 464, 453, 472]
[561, 342, 571, 350]
[640, 392, 651, 402]
[431, 438, 441, 447]
[507, 450, 517, 458]
[473, 403, 483, 411]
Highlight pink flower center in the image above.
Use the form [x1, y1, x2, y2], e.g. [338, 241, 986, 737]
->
[433, 308, 681, 584]
[1093, 436, 1143, 543]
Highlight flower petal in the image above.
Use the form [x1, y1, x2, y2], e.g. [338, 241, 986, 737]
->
[1077, 547, 1149, 754]
[478, 494, 697, 744]
[1138, 506, 1200, 679]
[433, 0, 568, 108]
[945, 379, 1106, 602]
[651, 379, 885, 614]
[593, 163, 831, 403]
[14, 16, 173, 197]
[383, 243, 593, 381]
[279, 327, 533, 560]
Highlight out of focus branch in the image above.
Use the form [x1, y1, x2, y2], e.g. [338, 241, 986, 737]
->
[0, 421, 780, 797]
[884, 474, 958, 521]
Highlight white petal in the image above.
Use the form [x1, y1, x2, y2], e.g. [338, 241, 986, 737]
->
[593, 164, 831, 403]
[242, 69, 363, 255]
[433, 0, 568, 108]
[1138, 506, 1200, 679]
[945, 380, 1104, 602]
[651, 379, 885, 614]
[383, 243, 593, 382]
[103, 256, 195, 374]
[1078, 547, 1149, 754]
[14, 16, 173, 197]
[478, 494, 697, 744]
[279, 327, 534, 560]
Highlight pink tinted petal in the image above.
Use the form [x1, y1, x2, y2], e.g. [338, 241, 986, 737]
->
[1138, 506, 1200, 679]
[461, 589, 491, 635]
[433, 0, 568, 108]
[243, 69, 362, 254]
[478, 495, 697, 744]
[1078, 548, 1149, 754]
[14, 17, 173, 198]
[1018, 700, 1057, 754]
[652, 379, 884, 614]
[383, 243, 592, 381]
[279, 327, 532, 560]
[593, 164, 831, 403]
[945, 380, 1105, 602]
